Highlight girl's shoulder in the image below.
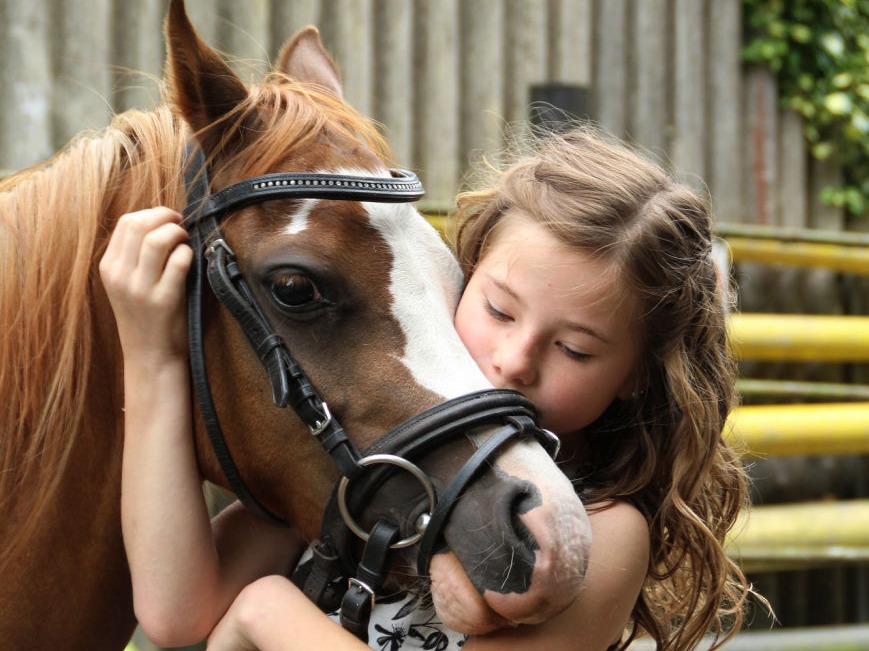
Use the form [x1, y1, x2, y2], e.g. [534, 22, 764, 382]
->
[585, 497, 646, 519]
[585, 499, 650, 552]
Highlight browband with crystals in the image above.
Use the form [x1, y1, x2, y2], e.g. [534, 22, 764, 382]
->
[186, 168, 425, 225]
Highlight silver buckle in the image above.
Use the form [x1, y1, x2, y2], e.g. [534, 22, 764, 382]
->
[348, 577, 376, 610]
[204, 237, 234, 259]
[309, 402, 333, 436]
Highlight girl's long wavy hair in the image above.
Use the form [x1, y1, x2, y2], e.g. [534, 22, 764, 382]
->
[453, 124, 756, 650]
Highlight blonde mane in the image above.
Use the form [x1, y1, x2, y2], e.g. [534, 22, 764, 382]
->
[0, 75, 390, 572]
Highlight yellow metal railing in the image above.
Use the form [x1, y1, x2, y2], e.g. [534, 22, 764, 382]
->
[726, 402, 869, 457]
[725, 237, 869, 274]
[729, 313, 869, 362]
[717, 222, 869, 274]
[727, 499, 869, 573]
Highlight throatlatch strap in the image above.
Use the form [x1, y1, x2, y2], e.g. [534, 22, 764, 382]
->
[340, 519, 400, 641]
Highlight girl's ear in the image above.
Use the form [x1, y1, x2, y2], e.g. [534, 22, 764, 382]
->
[616, 372, 642, 402]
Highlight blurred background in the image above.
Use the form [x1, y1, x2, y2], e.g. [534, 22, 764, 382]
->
[1, 1, 867, 649]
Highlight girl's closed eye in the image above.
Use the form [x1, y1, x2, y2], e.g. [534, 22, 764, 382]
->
[558, 342, 592, 361]
[484, 299, 512, 322]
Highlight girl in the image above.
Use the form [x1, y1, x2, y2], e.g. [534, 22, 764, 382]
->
[102, 125, 755, 651]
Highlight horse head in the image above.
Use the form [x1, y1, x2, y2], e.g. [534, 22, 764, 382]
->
[166, 0, 590, 634]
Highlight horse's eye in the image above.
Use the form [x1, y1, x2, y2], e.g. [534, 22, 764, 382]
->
[270, 273, 322, 309]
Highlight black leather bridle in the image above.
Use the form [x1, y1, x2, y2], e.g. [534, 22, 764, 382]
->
[181, 144, 559, 640]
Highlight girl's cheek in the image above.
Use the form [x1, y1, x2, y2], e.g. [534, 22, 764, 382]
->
[455, 304, 483, 351]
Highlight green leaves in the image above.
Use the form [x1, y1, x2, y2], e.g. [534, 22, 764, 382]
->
[742, 0, 869, 217]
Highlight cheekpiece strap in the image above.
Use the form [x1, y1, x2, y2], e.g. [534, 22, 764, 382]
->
[339, 519, 401, 642]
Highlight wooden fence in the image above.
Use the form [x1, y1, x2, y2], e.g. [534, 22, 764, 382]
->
[0, 1, 855, 228]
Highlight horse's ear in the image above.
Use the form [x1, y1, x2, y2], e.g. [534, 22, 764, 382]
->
[164, 0, 251, 152]
[275, 27, 343, 99]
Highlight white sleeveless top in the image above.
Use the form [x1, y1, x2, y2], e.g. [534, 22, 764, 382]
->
[323, 586, 469, 650]
[297, 547, 468, 650]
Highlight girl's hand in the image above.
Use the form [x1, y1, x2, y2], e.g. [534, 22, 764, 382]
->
[100, 207, 192, 363]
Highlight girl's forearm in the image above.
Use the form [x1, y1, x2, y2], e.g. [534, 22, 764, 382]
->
[122, 355, 222, 644]
[207, 576, 372, 651]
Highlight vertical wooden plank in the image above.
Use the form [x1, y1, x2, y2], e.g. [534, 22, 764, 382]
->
[504, 0, 547, 125]
[51, 0, 113, 146]
[270, 0, 322, 54]
[778, 114, 807, 230]
[741, 67, 777, 228]
[737, 68, 779, 319]
[672, 0, 705, 184]
[414, 0, 459, 209]
[0, 0, 54, 169]
[805, 157, 845, 321]
[549, 0, 592, 86]
[844, 186, 869, 385]
[777, 110, 809, 358]
[459, 0, 504, 170]
[593, 0, 628, 134]
[373, 0, 415, 166]
[217, 0, 270, 81]
[112, 0, 166, 112]
[707, 0, 742, 225]
[631, 0, 669, 158]
[320, 0, 373, 115]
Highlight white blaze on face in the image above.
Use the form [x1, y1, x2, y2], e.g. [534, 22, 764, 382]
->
[365, 201, 492, 399]
[284, 198, 318, 234]
[280, 167, 491, 399]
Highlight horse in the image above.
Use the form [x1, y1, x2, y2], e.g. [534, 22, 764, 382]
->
[0, 1, 590, 649]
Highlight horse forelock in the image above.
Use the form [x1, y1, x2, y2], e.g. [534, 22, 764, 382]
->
[0, 105, 187, 572]
[215, 77, 392, 180]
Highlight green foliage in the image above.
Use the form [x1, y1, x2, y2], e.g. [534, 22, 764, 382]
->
[742, 0, 869, 217]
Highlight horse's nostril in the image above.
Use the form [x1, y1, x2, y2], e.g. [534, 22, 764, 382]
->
[443, 475, 543, 594]
[508, 489, 541, 552]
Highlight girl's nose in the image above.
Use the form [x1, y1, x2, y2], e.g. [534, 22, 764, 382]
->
[492, 334, 538, 386]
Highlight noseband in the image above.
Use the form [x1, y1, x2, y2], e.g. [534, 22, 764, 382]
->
[181, 145, 559, 640]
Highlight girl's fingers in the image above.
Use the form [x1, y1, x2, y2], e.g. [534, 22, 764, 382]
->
[159, 242, 194, 299]
[137, 222, 190, 287]
[101, 208, 184, 285]
[111, 207, 184, 273]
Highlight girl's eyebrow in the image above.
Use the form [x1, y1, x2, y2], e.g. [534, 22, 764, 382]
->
[565, 321, 612, 345]
[488, 275, 612, 345]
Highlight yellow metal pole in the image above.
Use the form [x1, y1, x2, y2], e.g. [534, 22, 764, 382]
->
[725, 237, 869, 274]
[727, 499, 869, 572]
[737, 378, 869, 401]
[726, 402, 869, 457]
[715, 222, 869, 246]
[729, 313, 869, 361]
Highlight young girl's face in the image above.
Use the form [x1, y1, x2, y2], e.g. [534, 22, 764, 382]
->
[455, 210, 642, 438]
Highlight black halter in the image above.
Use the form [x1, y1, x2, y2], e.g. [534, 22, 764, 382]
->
[181, 144, 559, 641]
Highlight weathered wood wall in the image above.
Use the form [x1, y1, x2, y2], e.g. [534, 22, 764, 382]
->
[0, 0, 851, 230]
